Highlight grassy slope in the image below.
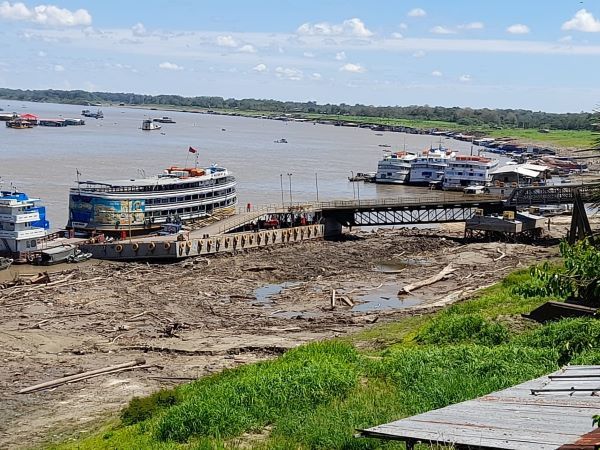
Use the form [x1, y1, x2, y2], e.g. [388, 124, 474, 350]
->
[48, 270, 600, 450]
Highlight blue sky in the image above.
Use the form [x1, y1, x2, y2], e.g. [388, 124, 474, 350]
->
[1, 1, 600, 112]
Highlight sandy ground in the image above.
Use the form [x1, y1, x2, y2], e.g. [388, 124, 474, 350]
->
[0, 220, 585, 449]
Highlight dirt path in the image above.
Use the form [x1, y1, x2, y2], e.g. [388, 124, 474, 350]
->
[0, 227, 561, 449]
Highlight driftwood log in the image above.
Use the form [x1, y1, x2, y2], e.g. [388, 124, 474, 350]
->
[399, 264, 456, 295]
[18, 358, 148, 394]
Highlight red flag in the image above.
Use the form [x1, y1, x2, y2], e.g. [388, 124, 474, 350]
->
[188, 146, 197, 153]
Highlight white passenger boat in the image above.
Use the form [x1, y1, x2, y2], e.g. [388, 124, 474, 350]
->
[0, 187, 50, 259]
[142, 119, 161, 130]
[409, 148, 456, 185]
[375, 152, 417, 184]
[442, 155, 499, 190]
[67, 164, 237, 235]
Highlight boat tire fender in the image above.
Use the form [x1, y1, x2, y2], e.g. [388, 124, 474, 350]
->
[148, 242, 156, 251]
[115, 244, 123, 253]
[132, 243, 139, 252]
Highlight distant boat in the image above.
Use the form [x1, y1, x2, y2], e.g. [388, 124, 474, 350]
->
[153, 116, 176, 124]
[221, 128, 226, 131]
[81, 109, 103, 119]
[274, 138, 288, 144]
[378, 144, 391, 148]
[142, 119, 161, 130]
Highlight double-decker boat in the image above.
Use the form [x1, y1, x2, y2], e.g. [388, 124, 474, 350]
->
[375, 152, 417, 184]
[442, 155, 499, 190]
[409, 147, 456, 185]
[67, 165, 237, 235]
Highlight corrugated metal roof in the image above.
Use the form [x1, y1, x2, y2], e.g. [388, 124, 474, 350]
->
[360, 366, 600, 450]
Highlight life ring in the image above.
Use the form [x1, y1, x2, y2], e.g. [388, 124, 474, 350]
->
[148, 242, 156, 251]
[164, 242, 171, 250]
[26, 253, 34, 263]
[132, 243, 139, 252]
[207, 241, 212, 250]
[225, 238, 230, 248]
[179, 243, 185, 255]
[186, 240, 192, 248]
[307, 228, 312, 238]
[115, 244, 123, 253]
[264, 234, 269, 244]
[293, 229, 298, 239]
[241, 236, 246, 247]
[300, 229, 305, 238]
[257, 234, 262, 244]
[272, 231, 277, 241]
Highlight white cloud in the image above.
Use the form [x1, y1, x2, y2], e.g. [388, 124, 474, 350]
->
[408, 8, 426, 17]
[507, 24, 530, 34]
[297, 17, 372, 37]
[399, 22, 408, 29]
[559, 35, 573, 42]
[303, 51, 315, 58]
[238, 44, 256, 53]
[391, 32, 403, 39]
[53, 64, 64, 71]
[562, 9, 600, 33]
[431, 70, 443, 77]
[310, 72, 322, 80]
[216, 35, 238, 47]
[412, 50, 426, 57]
[459, 74, 472, 82]
[335, 51, 346, 60]
[158, 61, 183, 71]
[252, 63, 268, 72]
[37, 50, 46, 57]
[340, 63, 366, 73]
[275, 66, 303, 80]
[430, 26, 456, 35]
[0, 2, 91, 27]
[131, 22, 146, 37]
[459, 22, 484, 30]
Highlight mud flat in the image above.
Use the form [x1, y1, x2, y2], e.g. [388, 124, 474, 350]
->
[0, 226, 562, 448]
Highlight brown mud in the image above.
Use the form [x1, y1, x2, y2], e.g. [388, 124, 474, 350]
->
[0, 224, 574, 448]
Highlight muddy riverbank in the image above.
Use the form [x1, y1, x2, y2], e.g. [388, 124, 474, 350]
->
[0, 226, 566, 448]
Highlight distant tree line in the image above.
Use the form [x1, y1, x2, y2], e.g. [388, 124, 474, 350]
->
[0, 87, 594, 131]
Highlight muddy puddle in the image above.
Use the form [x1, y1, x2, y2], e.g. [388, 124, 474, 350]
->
[253, 281, 300, 303]
[373, 258, 432, 273]
[352, 283, 423, 312]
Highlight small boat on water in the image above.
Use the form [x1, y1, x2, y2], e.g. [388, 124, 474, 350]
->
[6, 119, 34, 129]
[142, 119, 161, 130]
[348, 172, 376, 182]
[274, 138, 288, 144]
[153, 116, 176, 124]
[81, 109, 103, 119]
[0, 257, 13, 270]
[378, 144, 391, 148]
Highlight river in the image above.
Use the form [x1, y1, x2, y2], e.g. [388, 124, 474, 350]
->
[0, 100, 491, 231]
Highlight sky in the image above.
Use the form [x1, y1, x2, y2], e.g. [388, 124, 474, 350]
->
[1, 1, 600, 112]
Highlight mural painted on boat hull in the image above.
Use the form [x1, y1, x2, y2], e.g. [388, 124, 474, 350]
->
[69, 195, 145, 227]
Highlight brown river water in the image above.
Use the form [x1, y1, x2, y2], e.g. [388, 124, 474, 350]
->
[0, 100, 490, 231]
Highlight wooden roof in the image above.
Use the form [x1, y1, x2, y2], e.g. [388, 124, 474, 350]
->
[360, 366, 600, 450]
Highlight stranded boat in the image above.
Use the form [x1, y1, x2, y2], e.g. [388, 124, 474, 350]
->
[442, 155, 499, 190]
[67, 164, 237, 236]
[0, 187, 50, 260]
[81, 109, 103, 119]
[375, 152, 417, 184]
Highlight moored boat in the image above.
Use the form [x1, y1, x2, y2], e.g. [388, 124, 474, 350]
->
[408, 147, 456, 185]
[375, 152, 417, 184]
[442, 155, 499, 190]
[67, 163, 237, 236]
[153, 116, 176, 123]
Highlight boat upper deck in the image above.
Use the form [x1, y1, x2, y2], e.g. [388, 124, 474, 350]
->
[73, 167, 235, 194]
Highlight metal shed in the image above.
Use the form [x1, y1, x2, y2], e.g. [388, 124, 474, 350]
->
[360, 366, 600, 450]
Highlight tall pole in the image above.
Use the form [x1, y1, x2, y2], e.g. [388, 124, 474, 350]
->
[280, 174, 284, 210]
[357, 175, 360, 204]
[127, 200, 132, 243]
[287, 173, 293, 206]
[350, 171, 356, 199]
[315, 173, 319, 203]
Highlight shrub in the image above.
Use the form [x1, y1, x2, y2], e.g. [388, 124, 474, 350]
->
[121, 390, 179, 426]
[416, 313, 509, 346]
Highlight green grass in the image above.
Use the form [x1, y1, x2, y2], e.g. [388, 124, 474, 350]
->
[48, 267, 600, 450]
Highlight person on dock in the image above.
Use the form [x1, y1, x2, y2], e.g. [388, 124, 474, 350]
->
[246, 202, 252, 212]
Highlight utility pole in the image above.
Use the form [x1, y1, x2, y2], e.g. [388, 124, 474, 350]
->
[315, 173, 319, 203]
[287, 173, 293, 206]
[280, 174, 284, 209]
